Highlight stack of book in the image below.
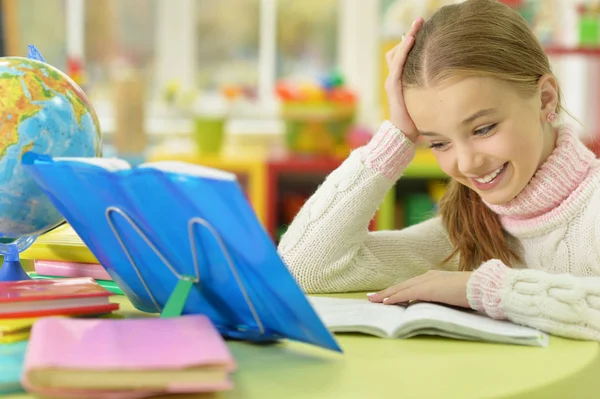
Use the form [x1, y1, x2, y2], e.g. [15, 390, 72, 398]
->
[0, 276, 119, 346]
[0, 277, 119, 321]
[21, 224, 123, 295]
[0, 277, 120, 394]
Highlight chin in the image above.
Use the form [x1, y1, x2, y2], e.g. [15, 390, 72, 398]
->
[479, 194, 510, 206]
[477, 188, 519, 206]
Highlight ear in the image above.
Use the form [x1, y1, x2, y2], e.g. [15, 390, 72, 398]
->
[538, 74, 559, 121]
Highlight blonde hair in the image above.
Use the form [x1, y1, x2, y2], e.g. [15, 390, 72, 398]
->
[402, 0, 564, 271]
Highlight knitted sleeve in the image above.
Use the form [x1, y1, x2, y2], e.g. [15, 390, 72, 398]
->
[278, 121, 458, 294]
[467, 259, 600, 341]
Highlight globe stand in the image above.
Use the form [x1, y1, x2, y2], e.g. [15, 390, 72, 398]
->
[0, 235, 38, 282]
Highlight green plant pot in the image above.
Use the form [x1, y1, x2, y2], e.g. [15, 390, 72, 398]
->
[193, 117, 225, 155]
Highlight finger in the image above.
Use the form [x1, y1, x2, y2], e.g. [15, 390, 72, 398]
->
[407, 17, 424, 37]
[369, 272, 437, 302]
[385, 49, 395, 68]
[367, 292, 387, 303]
[383, 272, 438, 301]
[386, 17, 422, 69]
[384, 273, 437, 305]
[385, 285, 429, 305]
[385, 41, 404, 69]
[391, 17, 424, 67]
[390, 35, 415, 82]
[368, 282, 405, 302]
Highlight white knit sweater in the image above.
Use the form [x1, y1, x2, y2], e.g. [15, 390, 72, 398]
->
[278, 121, 600, 341]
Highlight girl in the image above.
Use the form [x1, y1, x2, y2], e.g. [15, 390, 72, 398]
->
[278, 0, 600, 341]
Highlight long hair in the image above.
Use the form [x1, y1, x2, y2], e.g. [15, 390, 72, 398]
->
[402, 0, 564, 271]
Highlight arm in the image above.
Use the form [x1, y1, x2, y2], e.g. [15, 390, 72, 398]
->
[467, 260, 600, 341]
[468, 191, 600, 341]
[278, 121, 458, 294]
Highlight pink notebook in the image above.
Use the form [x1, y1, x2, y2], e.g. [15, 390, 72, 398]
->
[23, 315, 236, 397]
[34, 260, 113, 281]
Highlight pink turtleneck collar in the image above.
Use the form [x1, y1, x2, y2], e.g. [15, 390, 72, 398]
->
[485, 126, 597, 225]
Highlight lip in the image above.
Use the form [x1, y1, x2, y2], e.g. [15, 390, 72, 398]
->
[470, 163, 509, 191]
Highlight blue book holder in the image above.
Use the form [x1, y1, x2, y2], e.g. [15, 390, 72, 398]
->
[21, 153, 341, 352]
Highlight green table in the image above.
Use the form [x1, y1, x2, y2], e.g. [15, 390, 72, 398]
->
[5, 293, 600, 399]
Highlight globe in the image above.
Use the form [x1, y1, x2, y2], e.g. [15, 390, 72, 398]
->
[0, 56, 102, 240]
[0, 51, 102, 281]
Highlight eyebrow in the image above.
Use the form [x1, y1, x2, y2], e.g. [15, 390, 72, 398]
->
[418, 108, 498, 137]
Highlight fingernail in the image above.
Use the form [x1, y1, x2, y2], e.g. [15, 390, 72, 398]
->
[383, 297, 389, 303]
[367, 292, 377, 297]
[412, 20, 416, 27]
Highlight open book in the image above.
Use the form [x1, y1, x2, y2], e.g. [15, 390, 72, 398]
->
[308, 297, 549, 347]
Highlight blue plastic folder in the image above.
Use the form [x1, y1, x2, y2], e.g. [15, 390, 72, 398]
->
[22, 153, 341, 352]
[0, 341, 28, 394]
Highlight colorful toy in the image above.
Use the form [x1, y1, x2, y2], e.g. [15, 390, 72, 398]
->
[66, 56, 86, 88]
[276, 71, 358, 157]
[578, 2, 600, 47]
[346, 125, 372, 150]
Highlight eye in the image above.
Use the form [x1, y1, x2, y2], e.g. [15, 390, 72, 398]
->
[474, 123, 497, 136]
[429, 142, 450, 151]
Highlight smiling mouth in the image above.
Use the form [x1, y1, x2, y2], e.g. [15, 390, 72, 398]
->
[473, 163, 507, 184]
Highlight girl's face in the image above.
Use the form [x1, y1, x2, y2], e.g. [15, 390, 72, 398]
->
[404, 76, 557, 205]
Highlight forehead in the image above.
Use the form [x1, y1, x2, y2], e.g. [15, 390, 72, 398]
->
[404, 77, 518, 131]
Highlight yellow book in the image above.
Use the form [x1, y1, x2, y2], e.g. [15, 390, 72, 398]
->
[0, 331, 30, 344]
[0, 314, 122, 344]
[0, 317, 37, 343]
[19, 224, 98, 264]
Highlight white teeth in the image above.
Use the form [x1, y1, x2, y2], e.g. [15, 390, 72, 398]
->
[474, 164, 505, 184]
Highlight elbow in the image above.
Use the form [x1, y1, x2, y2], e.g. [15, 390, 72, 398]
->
[506, 309, 600, 342]
[278, 244, 319, 294]
[550, 325, 600, 342]
[277, 226, 319, 293]
[278, 242, 339, 294]
[278, 225, 361, 294]
[279, 247, 363, 294]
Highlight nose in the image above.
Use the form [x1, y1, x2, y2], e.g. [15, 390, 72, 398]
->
[455, 144, 485, 176]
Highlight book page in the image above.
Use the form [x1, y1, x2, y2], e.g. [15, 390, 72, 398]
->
[138, 161, 236, 181]
[401, 302, 548, 344]
[308, 297, 406, 338]
[54, 157, 131, 171]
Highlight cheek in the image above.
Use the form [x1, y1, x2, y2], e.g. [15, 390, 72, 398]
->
[496, 129, 543, 163]
[432, 152, 456, 176]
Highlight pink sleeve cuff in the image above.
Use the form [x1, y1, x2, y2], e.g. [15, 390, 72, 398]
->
[466, 259, 510, 320]
[361, 121, 416, 181]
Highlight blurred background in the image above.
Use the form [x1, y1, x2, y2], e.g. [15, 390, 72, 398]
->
[1, 0, 599, 242]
